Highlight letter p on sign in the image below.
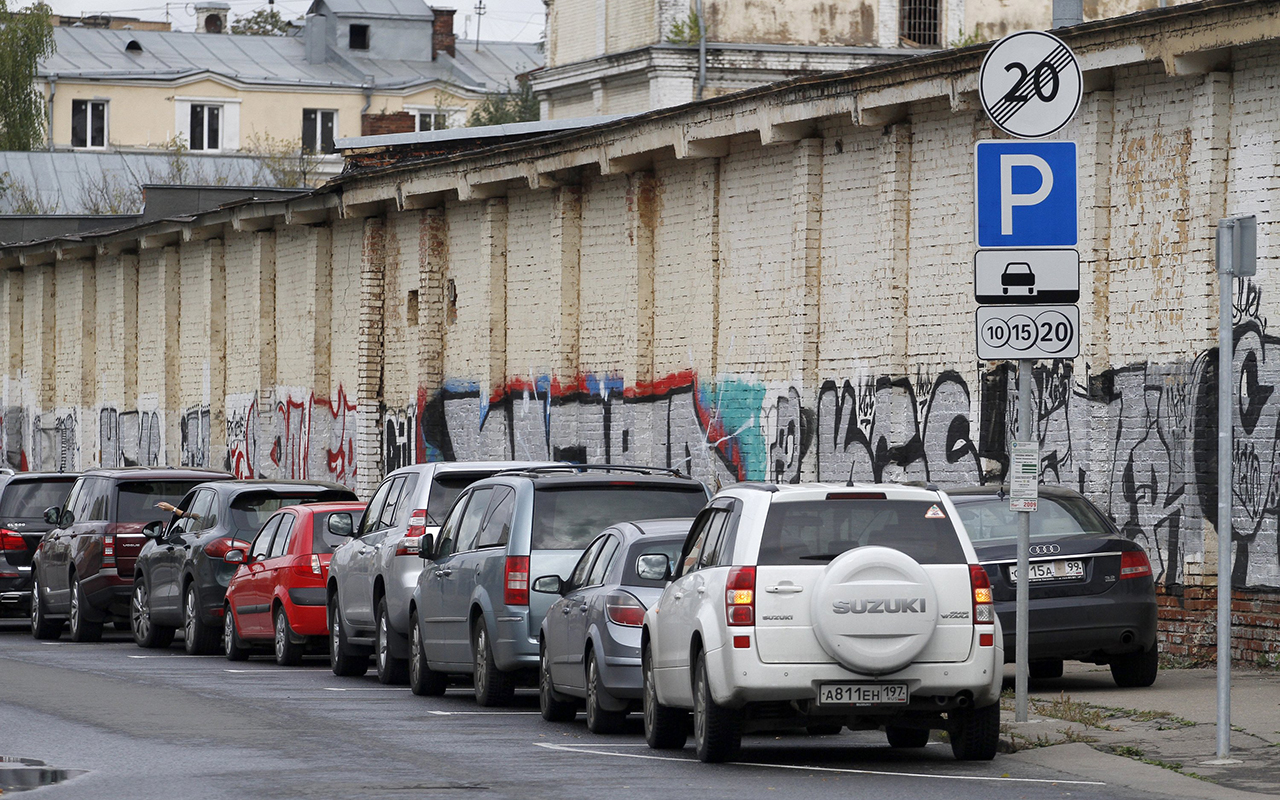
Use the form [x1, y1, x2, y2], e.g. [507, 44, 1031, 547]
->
[976, 141, 1077, 248]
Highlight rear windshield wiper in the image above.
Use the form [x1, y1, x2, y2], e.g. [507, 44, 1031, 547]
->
[797, 552, 845, 562]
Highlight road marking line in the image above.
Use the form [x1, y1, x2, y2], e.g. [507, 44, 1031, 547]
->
[533, 743, 1106, 786]
[127, 654, 223, 659]
[322, 687, 412, 692]
[426, 710, 542, 715]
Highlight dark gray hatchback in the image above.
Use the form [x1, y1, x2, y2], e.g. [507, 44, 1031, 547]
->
[0, 473, 78, 618]
[947, 485, 1159, 687]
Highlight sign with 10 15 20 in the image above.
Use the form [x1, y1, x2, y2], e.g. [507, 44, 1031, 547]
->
[976, 304, 1079, 360]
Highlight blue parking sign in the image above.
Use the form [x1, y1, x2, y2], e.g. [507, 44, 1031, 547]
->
[975, 141, 1077, 248]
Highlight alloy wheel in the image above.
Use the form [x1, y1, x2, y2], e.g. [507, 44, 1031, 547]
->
[224, 611, 234, 654]
[586, 656, 600, 729]
[184, 588, 197, 644]
[131, 583, 150, 642]
[693, 662, 707, 749]
[409, 620, 421, 686]
[377, 612, 389, 673]
[275, 611, 287, 662]
[30, 577, 41, 629]
[69, 580, 82, 639]
[474, 625, 488, 698]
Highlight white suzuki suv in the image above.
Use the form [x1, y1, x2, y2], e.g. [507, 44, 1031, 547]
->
[641, 483, 1003, 762]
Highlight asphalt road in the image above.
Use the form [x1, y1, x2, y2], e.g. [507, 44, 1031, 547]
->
[0, 622, 1171, 800]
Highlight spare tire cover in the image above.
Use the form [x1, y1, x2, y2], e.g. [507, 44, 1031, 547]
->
[810, 546, 939, 675]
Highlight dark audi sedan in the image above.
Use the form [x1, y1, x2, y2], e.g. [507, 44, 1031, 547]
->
[948, 485, 1159, 687]
[132, 480, 358, 654]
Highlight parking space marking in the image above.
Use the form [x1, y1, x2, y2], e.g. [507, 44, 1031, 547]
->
[533, 743, 1106, 786]
[127, 654, 224, 659]
[425, 710, 542, 715]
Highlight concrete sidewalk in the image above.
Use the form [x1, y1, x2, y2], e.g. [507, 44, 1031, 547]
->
[998, 662, 1280, 798]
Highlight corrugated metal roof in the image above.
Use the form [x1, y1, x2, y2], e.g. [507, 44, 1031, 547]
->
[42, 28, 541, 93]
[307, 0, 432, 19]
[0, 151, 276, 215]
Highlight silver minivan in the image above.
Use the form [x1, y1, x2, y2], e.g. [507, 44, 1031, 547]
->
[327, 461, 553, 682]
[407, 466, 710, 705]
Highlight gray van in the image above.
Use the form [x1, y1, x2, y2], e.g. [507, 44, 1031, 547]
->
[406, 466, 710, 705]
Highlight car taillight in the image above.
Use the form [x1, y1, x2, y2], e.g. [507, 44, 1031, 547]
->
[204, 538, 241, 560]
[725, 566, 755, 626]
[312, 554, 323, 575]
[605, 591, 645, 626]
[103, 534, 116, 567]
[504, 556, 529, 606]
[970, 564, 993, 625]
[291, 554, 326, 578]
[394, 536, 421, 557]
[407, 509, 427, 539]
[1120, 550, 1152, 580]
[0, 529, 26, 552]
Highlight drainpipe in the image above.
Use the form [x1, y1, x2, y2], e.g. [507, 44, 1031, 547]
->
[47, 76, 56, 151]
[694, 0, 706, 100]
[361, 78, 374, 116]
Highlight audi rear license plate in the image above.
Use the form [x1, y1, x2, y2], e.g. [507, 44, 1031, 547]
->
[1009, 559, 1085, 582]
[817, 683, 909, 706]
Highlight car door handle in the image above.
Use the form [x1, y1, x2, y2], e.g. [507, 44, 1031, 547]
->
[578, 604, 588, 612]
[357, 547, 370, 554]
[164, 545, 174, 552]
[435, 568, 453, 578]
[696, 587, 706, 595]
[561, 607, 571, 615]
[765, 585, 804, 594]
[673, 592, 683, 600]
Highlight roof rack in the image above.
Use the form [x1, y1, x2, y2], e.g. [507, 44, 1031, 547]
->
[736, 483, 779, 493]
[852, 478, 939, 491]
[493, 464, 689, 479]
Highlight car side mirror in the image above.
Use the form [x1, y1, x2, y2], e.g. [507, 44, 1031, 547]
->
[636, 553, 672, 582]
[43, 507, 60, 525]
[417, 533, 435, 559]
[224, 549, 246, 564]
[531, 575, 564, 595]
[142, 521, 165, 540]
[327, 513, 354, 537]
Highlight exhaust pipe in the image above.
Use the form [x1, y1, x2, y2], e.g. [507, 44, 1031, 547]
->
[1120, 630, 1135, 645]
[954, 691, 973, 708]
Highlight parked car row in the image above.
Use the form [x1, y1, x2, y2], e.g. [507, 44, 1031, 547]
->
[16, 462, 1160, 765]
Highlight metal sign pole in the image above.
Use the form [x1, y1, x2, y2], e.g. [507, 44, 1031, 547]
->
[1015, 359, 1032, 722]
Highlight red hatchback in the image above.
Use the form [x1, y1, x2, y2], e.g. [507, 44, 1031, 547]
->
[223, 502, 365, 665]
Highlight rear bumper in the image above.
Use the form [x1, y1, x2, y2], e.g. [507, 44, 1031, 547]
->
[385, 558, 424, 637]
[493, 609, 539, 673]
[685, 629, 1002, 711]
[0, 566, 33, 614]
[81, 571, 131, 618]
[282, 593, 328, 637]
[996, 591, 1157, 661]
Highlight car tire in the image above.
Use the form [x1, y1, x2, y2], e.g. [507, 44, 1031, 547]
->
[949, 702, 1000, 761]
[642, 644, 688, 750]
[585, 649, 626, 734]
[1029, 659, 1064, 680]
[274, 607, 304, 667]
[693, 650, 742, 763]
[68, 575, 104, 643]
[375, 598, 408, 685]
[131, 580, 175, 649]
[472, 618, 515, 707]
[539, 642, 576, 721]
[30, 575, 63, 640]
[1110, 644, 1158, 688]
[183, 584, 220, 655]
[224, 605, 250, 662]
[329, 595, 370, 677]
[409, 610, 447, 697]
[805, 723, 843, 736]
[885, 726, 930, 748]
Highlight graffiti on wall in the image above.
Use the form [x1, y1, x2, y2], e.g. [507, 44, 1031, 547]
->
[27, 411, 78, 473]
[180, 406, 211, 468]
[99, 408, 163, 468]
[222, 387, 359, 489]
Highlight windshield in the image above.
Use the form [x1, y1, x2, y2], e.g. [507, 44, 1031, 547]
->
[757, 499, 967, 566]
[228, 493, 343, 539]
[426, 473, 494, 525]
[950, 494, 1114, 542]
[0, 479, 76, 518]
[117, 481, 204, 524]
[531, 486, 708, 550]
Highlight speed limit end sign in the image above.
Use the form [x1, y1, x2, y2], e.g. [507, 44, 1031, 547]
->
[976, 304, 1079, 359]
[979, 30, 1082, 139]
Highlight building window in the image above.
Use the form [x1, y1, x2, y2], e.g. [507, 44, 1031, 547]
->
[71, 99, 107, 148]
[899, 0, 940, 47]
[416, 110, 449, 131]
[349, 24, 369, 49]
[302, 109, 337, 153]
[190, 103, 221, 150]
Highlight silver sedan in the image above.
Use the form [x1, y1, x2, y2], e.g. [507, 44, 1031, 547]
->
[535, 519, 692, 733]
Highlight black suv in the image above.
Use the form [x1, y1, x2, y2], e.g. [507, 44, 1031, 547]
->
[132, 480, 357, 653]
[30, 467, 231, 641]
[0, 472, 78, 619]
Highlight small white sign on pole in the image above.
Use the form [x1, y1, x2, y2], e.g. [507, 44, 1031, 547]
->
[1009, 441, 1039, 512]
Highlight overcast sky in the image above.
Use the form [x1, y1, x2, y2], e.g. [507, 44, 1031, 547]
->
[44, 0, 545, 42]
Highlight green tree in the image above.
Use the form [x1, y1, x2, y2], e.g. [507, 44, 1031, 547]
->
[466, 77, 539, 127]
[230, 8, 289, 35]
[0, 0, 55, 151]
